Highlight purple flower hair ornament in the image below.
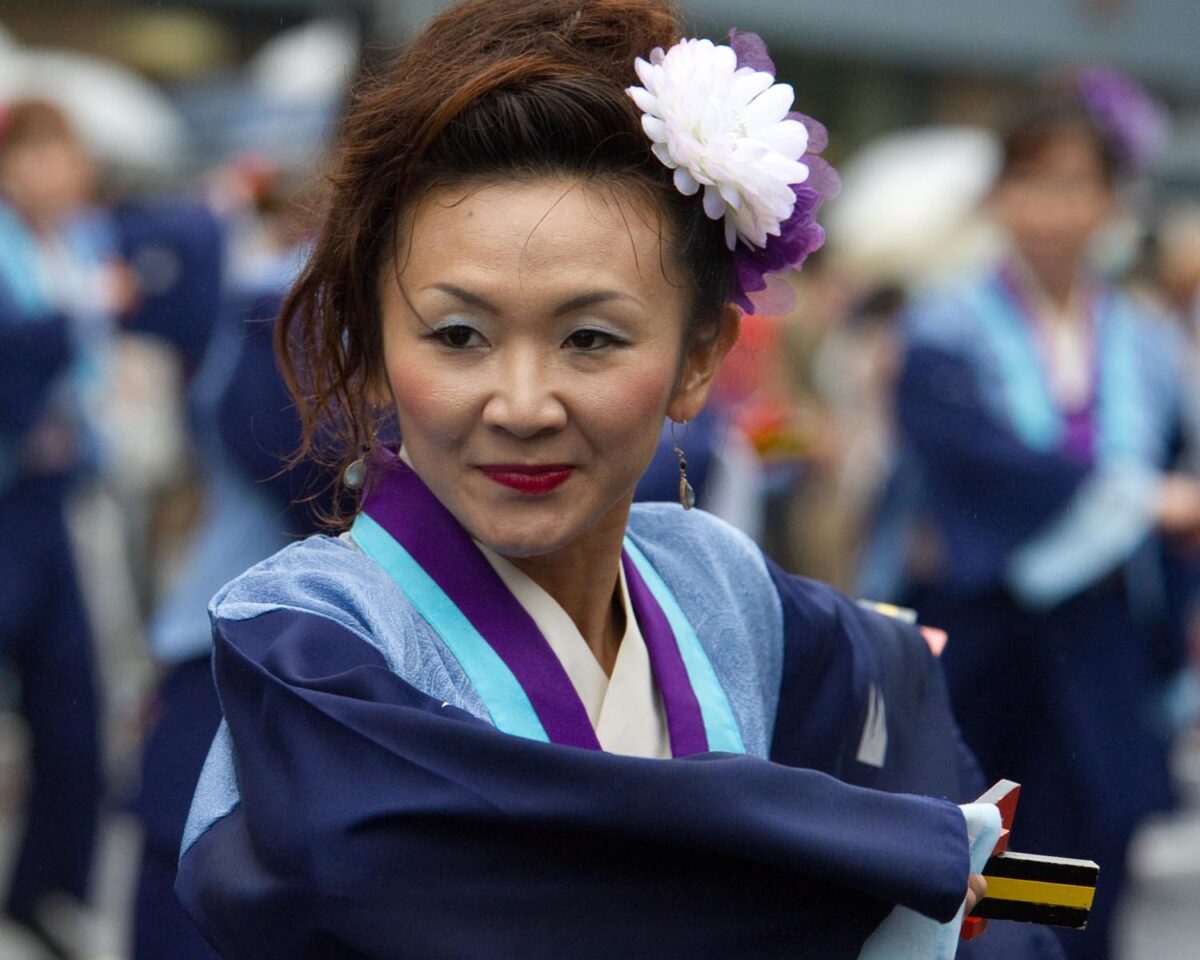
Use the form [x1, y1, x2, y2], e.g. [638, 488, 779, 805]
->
[1075, 67, 1170, 176]
[626, 30, 839, 313]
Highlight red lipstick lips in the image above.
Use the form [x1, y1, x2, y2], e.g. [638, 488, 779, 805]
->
[481, 465, 573, 494]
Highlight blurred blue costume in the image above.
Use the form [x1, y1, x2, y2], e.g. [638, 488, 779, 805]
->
[178, 446, 1061, 959]
[0, 199, 111, 929]
[128, 213, 317, 960]
[862, 266, 1185, 960]
[116, 200, 227, 380]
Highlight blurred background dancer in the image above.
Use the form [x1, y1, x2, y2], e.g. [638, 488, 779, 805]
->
[860, 73, 1195, 960]
[0, 98, 125, 954]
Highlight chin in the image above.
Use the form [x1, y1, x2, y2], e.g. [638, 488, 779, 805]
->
[478, 530, 574, 561]
[466, 511, 577, 560]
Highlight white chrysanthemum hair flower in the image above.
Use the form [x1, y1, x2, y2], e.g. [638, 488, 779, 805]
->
[626, 38, 811, 251]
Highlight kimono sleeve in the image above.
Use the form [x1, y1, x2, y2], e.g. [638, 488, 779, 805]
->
[115, 199, 224, 379]
[214, 303, 329, 530]
[764, 562, 1066, 960]
[178, 603, 973, 960]
[898, 335, 1160, 598]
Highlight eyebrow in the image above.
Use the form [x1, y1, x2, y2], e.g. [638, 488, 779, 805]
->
[425, 283, 498, 313]
[552, 290, 641, 315]
[424, 283, 641, 316]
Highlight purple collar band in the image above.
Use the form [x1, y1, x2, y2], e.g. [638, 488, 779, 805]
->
[995, 265, 1098, 464]
[359, 445, 710, 756]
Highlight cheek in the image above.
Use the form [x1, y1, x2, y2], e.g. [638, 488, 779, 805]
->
[625, 372, 678, 420]
[1074, 198, 1111, 234]
[579, 360, 677, 444]
[386, 355, 475, 440]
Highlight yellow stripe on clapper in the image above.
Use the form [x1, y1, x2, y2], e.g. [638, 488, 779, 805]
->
[984, 876, 1096, 911]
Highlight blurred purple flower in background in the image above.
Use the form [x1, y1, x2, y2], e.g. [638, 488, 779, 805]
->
[1076, 66, 1171, 175]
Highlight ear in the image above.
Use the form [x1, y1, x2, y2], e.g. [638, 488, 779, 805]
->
[666, 303, 740, 423]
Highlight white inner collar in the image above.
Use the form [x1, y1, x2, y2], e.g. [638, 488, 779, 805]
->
[475, 539, 670, 758]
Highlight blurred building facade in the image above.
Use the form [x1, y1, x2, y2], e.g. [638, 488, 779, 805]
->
[385, 0, 1200, 186]
[4, 0, 1198, 192]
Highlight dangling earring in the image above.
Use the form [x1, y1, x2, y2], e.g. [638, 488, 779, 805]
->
[671, 420, 695, 510]
[343, 443, 370, 491]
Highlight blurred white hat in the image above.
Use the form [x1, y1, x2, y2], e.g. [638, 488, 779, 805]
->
[826, 126, 1002, 286]
[249, 19, 358, 106]
[200, 18, 359, 168]
[0, 44, 188, 175]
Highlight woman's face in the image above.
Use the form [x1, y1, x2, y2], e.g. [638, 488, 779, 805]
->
[378, 178, 732, 559]
[991, 130, 1114, 277]
[0, 134, 94, 228]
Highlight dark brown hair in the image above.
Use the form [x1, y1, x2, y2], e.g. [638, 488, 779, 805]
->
[0, 99, 78, 158]
[999, 99, 1120, 188]
[275, 0, 736, 520]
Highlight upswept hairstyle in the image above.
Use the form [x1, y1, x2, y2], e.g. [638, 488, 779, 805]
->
[276, 0, 736, 516]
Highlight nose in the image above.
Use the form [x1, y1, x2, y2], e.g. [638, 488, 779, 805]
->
[480, 346, 568, 439]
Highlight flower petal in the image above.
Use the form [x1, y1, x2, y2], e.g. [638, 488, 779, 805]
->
[703, 184, 727, 220]
[651, 142, 677, 169]
[788, 111, 828, 153]
[742, 83, 796, 131]
[642, 115, 670, 142]
[673, 167, 700, 196]
[729, 70, 775, 109]
[634, 57, 657, 87]
[717, 181, 742, 209]
[728, 30, 776, 76]
[626, 85, 659, 116]
[756, 119, 809, 158]
[804, 155, 841, 200]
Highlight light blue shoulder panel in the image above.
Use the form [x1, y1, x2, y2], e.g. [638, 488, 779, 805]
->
[181, 535, 495, 858]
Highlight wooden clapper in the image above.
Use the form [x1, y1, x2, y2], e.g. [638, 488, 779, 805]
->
[962, 780, 1099, 939]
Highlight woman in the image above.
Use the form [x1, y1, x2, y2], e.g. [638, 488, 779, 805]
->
[0, 98, 119, 950]
[869, 73, 1197, 960]
[178, 3, 1060, 958]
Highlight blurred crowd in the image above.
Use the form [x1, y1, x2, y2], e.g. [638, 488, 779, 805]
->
[1, 10, 1200, 960]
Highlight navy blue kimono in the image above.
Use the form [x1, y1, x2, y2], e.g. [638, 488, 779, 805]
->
[0, 201, 104, 928]
[178, 449, 1061, 959]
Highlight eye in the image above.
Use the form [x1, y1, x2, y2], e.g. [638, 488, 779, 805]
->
[565, 328, 622, 351]
[430, 324, 484, 349]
